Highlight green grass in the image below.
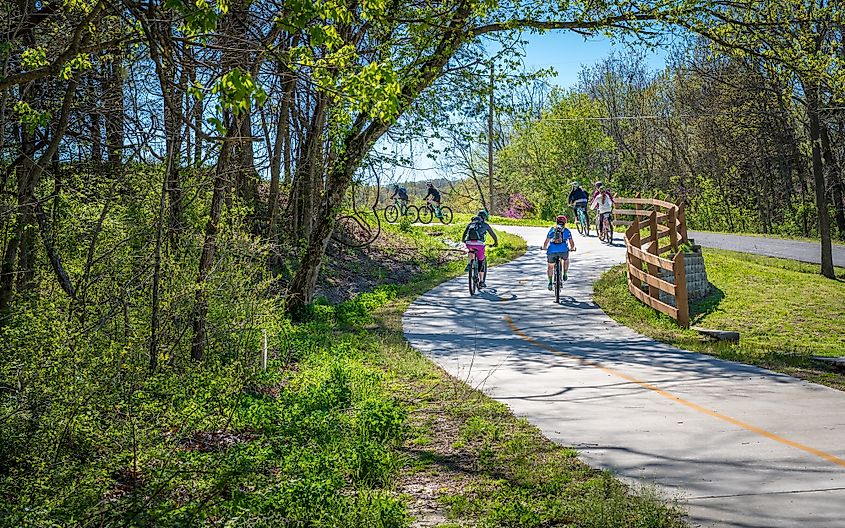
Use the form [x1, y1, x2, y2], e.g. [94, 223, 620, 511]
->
[594, 249, 845, 390]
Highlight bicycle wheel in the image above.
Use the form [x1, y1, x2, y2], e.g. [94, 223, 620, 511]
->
[404, 205, 419, 223]
[468, 260, 477, 295]
[417, 205, 433, 224]
[384, 205, 399, 224]
[438, 206, 453, 224]
[554, 259, 561, 304]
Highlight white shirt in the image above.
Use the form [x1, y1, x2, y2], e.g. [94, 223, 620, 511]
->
[592, 193, 614, 214]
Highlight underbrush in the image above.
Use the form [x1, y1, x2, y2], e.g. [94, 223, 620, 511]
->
[0, 285, 412, 527]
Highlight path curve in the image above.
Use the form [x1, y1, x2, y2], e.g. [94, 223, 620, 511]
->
[689, 231, 845, 267]
[403, 226, 845, 528]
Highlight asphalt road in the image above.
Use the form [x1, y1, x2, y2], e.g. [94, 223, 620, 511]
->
[689, 231, 845, 267]
[403, 226, 845, 528]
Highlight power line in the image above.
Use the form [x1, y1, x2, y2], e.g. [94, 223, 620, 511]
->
[440, 106, 845, 124]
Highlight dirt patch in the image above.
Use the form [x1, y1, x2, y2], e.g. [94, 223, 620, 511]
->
[316, 222, 461, 304]
[178, 429, 256, 452]
[395, 379, 486, 527]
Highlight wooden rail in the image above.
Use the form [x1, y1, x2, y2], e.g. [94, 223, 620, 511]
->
[614, 197, 690, 328]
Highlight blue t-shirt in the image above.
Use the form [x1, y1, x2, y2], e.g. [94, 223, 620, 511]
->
[546, 226, 572, 254]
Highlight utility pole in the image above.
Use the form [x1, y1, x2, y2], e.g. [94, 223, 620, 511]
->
[487, 61, 495, 216]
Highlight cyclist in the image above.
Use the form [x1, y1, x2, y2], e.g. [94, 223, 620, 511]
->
[390, 184, 409, 211]
[424, 181, 442, 218]
[462, 210, 498, 288]
[591, 182, 615, 239]
[567, 181, 589, 229]
[543, 214, 576, 289]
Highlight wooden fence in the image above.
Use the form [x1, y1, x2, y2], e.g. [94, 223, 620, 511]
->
[613, 198, 691, 328]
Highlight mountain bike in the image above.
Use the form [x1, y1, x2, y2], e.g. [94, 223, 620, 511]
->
[384, 199, 418, 224]
[551, 248, 575, 303]
[418, 202, 453, 224]
[467, 246, 481, 295]
[598, 212, 613, 244]
[572, 203, 589, 236]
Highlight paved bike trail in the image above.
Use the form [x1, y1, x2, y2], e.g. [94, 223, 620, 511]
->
[689, 231, 845, 267]
[403, 226, 845, 528]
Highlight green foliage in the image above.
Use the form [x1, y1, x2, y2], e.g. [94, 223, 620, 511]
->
[12, 100, 51, 132]
[497, 90, 614, 220]
[0, 163, 411, 527]
[20, 46, 48, 69]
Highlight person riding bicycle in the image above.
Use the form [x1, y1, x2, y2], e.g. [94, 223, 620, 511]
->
[390, 184, 409, 211]
[543, 215, 576, 290]
[568, 181, 589, 227]
[462, 210, 498, 288]
[424, 181, 443, 218]
[591, 182, 615, 238]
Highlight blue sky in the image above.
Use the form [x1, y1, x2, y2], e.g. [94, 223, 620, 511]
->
[517, 31, 668, 88]
[386, 31, 669, 183]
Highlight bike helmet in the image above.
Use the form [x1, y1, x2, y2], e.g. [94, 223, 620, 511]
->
[570, 181, 580, 188]
[594, 181, 603, 188]
[556, 214, 567, 225]
[426, 181, 433, 186]
[478, 210, 489, 220]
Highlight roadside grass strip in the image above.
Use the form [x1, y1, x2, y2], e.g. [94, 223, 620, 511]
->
[594, 249, 845, 391]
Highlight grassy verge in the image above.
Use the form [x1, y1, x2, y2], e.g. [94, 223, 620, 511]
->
[594, 249, 845, 390]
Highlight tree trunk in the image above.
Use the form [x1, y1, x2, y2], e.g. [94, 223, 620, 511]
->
[191, 136, 230, 360]
[820, 121, 845, 238]
[104, 58, 124, 166]
[805, 85, 835, 278]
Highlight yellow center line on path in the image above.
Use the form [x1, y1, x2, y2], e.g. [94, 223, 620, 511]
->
[504, 315, 845, 470]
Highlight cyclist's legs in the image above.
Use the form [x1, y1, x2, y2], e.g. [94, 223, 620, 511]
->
[575, 203, 587, 223]
[546, 253, 567, 279]
[466, 242, 484, 269]
[478, 257, 488, 283]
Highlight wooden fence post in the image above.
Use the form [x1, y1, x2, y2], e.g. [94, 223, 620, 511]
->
[676, 200, 687, 243]
[628, 216, 642, 291]
[261, 329, 268, 371]
[668, 206, 678, 252]
[646, 211, 660, 300]
[674, 251, 689, 328]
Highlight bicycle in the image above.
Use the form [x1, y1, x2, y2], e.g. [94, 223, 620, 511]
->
[466, 243, 494, 295]
[467, 246, 481, 295]
[598, 213, 613, 244]
[384, 199, 418, 224]
[571, 203, 590, 237]
[417, 202, 453, 224]
[550, 248, 575, 303]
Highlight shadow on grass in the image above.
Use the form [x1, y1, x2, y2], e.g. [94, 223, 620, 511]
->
[690, 283, 725, 325]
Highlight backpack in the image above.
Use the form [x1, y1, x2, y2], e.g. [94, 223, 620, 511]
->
[553, 225, 565, 244]
[466, 218, 484, 241]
